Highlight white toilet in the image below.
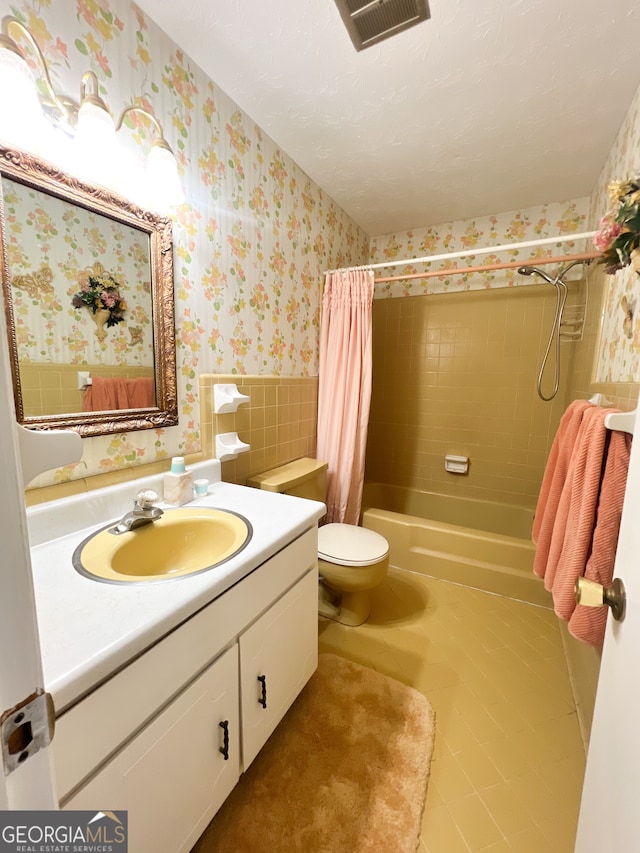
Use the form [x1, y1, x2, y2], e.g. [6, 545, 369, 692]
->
[247, 458, 389, 626]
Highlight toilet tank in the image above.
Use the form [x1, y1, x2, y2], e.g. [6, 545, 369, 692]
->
[247, 458, 327, 502]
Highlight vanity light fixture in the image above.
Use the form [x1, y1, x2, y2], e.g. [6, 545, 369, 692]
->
[0, 15, 184, 212]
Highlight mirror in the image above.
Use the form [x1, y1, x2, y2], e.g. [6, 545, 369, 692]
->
[0, 144, 177, 437]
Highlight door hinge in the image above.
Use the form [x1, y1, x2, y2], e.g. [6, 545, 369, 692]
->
[1, 691, 55, 775]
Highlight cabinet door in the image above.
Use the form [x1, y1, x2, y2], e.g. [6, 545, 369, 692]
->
[240, 568, 318, 769]
[65, 645, 240, 853]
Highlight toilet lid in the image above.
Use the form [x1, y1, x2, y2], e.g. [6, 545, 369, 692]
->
[318, 523, 389, 567]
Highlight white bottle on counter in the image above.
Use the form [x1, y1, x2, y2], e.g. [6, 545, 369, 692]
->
[163, 456, 193, 506]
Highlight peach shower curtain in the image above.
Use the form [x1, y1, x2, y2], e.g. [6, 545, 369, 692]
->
[316, 269, 374, 524]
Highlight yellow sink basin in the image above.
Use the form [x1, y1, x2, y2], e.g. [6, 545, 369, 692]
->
[73, 507, 252, 583]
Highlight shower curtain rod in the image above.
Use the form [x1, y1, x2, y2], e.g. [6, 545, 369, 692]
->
[326, 230, 598, 276]
[374, 251, 600, 284]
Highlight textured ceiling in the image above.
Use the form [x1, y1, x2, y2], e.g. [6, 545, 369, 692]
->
[135, 0, 640, 236]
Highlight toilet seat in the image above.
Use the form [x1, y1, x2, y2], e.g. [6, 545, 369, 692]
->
[318, 523, 389, 567]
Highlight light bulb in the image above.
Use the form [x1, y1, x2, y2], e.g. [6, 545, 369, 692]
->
[112, 140, 147, 207]
[0, 46, 46, 153]
[73, 99, 117, 189]
[35, 120, 74, 173]
[145, 142, 185, 212]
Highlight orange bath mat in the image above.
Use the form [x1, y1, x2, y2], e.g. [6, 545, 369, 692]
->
[193, 653, 436, 853]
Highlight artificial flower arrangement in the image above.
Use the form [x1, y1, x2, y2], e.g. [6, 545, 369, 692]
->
[72, 272, 127, 327]
[593, 177, 640, 275]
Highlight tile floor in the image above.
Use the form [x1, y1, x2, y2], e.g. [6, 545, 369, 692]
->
[318, 568, 586, 853]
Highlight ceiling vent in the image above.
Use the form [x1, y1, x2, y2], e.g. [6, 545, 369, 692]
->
[333, 0, 431, 51]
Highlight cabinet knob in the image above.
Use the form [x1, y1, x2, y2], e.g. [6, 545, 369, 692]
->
[218, 720, 229, 760]
[257, 674, 267, 709]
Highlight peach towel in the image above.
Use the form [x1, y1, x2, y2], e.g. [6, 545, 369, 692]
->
[544, 407, 612, 619]
[532, 399, 591, 578]
[568, 430, 632, 646]
[83, 377, 155, 411]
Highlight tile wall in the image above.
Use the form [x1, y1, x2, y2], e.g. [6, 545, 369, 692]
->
[366, 283, 579, 507]
[20, 363, 154, 417]
[199, 374, 318, 485]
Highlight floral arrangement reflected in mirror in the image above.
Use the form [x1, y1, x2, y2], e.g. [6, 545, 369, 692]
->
[72, 263, 127, 342]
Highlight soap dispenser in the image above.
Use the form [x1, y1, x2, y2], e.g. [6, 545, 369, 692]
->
[163, 456, 193, 506]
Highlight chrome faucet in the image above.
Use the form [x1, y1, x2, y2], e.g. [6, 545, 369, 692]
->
[110, 489, 164, 535]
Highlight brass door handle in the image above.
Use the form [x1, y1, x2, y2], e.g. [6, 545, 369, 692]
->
[574, 577, 626, 622]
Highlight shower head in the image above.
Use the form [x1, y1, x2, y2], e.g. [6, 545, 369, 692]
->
[518, 258, 593, 285]
[557, 258, 593, 279]
[517, 266, 556, 285]
[518, 257, 593, 403]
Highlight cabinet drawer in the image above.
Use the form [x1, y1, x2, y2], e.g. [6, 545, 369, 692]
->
[54, 527, 317, 800]
[65, 645, 240, 853]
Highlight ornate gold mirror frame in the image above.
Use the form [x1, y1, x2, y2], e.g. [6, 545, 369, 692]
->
[0, 144, 177, 437]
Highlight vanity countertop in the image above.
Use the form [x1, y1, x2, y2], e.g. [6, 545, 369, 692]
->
[29, 476, 324, 713]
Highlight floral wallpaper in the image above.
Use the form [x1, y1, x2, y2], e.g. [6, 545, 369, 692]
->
[5, 178, 153, 365]
[6, 0, 638, 489]
[589, 83, 640, 382]
[369, 199, 590, 298]
[4, 0, 369, 485]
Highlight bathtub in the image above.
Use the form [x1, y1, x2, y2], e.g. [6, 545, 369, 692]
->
[361, 483, 551, 607]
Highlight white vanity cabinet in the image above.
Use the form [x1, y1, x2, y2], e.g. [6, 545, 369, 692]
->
[53, 528, 319, 853]
[65, 645, 241, 853]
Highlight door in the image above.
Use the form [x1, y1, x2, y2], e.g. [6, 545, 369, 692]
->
[240, 568, 318, 769]
[574, 422, 640, 852]
[0, 298, 56, 809]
